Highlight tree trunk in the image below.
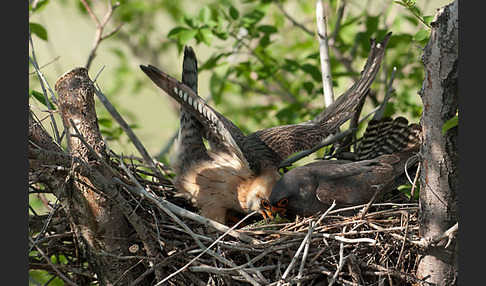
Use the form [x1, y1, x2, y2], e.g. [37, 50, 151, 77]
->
[29, 68, 149, 285]
[416, 0, 458, 285]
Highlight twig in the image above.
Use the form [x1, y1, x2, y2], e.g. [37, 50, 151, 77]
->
[80, 0, 123, 70]
[93, 84, 166, 180]
[328, 227, 346, 286]
[28, 32, 61, 144]
[320, 233, 376, 245]
[277, 221, 315, 286]
[409, 162, 421, 201]
[396, 212, 409, 268]
[404, 154, 420, 185]
[296, 221, 314, 286]
[316, 200, 337, 225]
[373, 66, 397, 121]
[29, 237, 77, 286]
[316, 0, 335, 107]
[155, 211, 260, 286]
[280, 102, 383, 167]
[359, 186, 382, 219]
[416, 222, 458, 249]
[116, 177, 259, 244]
[92, 65, 106, 83]
[28, 56, 61, 75]
[328, 0, 347, 45]
[29, 199, 60, 252]
[276, 2, 314, 36]
[279, 128, 354, 168]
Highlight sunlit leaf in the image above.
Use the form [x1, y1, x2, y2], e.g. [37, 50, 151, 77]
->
[442, 115, 458, 135]
[29, 22, 48, 41]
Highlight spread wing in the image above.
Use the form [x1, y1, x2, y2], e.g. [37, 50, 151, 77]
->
[245, 32, 392, 170]
[140, 63, 248, 165]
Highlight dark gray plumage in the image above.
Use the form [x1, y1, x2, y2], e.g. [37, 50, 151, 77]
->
[267, 117, 421, 218]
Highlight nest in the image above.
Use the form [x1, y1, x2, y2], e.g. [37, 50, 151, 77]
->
[29, 153, 430, 286]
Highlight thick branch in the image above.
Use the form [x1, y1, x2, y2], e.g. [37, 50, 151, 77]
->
[54, 67, 146, 285]
[416, 1, 458, 285]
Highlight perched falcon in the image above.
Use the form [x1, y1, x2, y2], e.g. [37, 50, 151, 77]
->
[263, 117, 422, 218]
[140, 33, 391, 224]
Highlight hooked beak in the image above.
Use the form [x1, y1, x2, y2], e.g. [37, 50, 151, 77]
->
[259, 206, 287, 221]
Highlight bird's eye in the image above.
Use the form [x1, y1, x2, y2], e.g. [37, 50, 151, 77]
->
[278, 198, 288, 208]
[261, 199, 270, 209]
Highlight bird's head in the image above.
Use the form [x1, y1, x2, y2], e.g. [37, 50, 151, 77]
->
[265, 166, 322, 219]
[241, 169, 281, 221]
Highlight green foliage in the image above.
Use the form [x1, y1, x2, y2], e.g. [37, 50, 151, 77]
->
[29, 89, 56, 110]
[161, 0, 430, 134]
[398, 184, 420, 200]
[394, 0, 433, 28]
[30, 270, 64, 286]
[29, 22, 48, 41]
[29, 0, 50, 13]
[442, 114, 458, 135]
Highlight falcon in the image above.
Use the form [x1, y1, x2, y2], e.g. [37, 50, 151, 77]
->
[263, 116, 422, 219]
[140, 33, 391, 224]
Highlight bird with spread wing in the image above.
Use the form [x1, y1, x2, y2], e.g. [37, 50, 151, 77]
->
[140, 33, 391, 224]
[263, 116, 422, 219]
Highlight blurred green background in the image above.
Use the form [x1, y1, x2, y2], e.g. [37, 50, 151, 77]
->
[29, 0, 450, 156]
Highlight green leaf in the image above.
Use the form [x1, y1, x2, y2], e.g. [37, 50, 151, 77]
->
[29, 89, 56, 109]
[98, 118, 113, 128]
[29, 0, 50, 13]
[257, 25, 278, 34]
[199, 28, 213, 46]
[167, 26, 189, 38]
[282, 58, 300, 72]
[210, 73, 224, 104]
[29, 22, 48, 41]
[229, 5, 239, 20]
[242, 9, 265, 27]
[198, 6, 211, 23]
[423, 15, 434, 26]
[259, 34, 271, 47]
[178, 29, 198, 45]
[300, 64, 321, 82]
[442, 115, 458, 135]
[413, 29, 429, 43]
[303, 81, 314, 94]
[365, 16, 379, 33]
[183, 15, 197, 28]
[199, 52, 230, 71]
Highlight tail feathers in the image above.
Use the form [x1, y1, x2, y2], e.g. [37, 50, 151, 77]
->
[182, 46, 198, 92]
[312, 32, 392, 133]
[356, 116, 421, 161]
[174, 46, 210, 171]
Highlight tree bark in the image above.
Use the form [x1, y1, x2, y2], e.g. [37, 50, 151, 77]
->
[29, 68, 148, 285]
[416, 1, 458, 285]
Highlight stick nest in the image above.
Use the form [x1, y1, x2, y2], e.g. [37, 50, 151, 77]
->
[29, 153, 428, 286]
